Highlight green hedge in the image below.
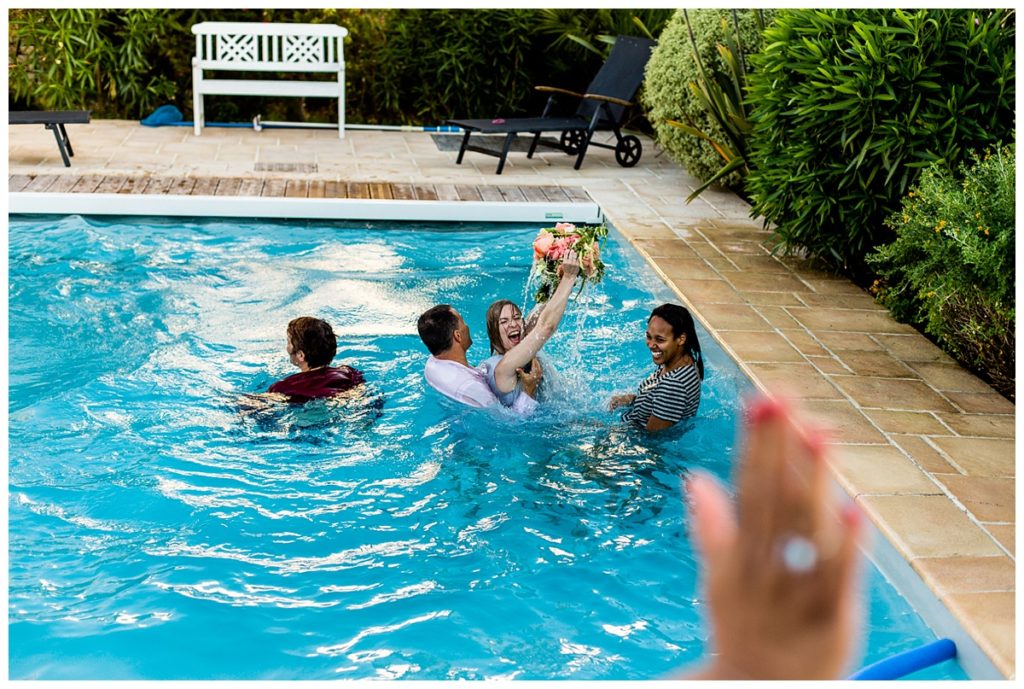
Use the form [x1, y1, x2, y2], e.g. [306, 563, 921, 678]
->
[9, 8, 659, 126]
[744, 9, 1015, 278]
[869, 146, 1015, 399]
[642, 9, 773, 186]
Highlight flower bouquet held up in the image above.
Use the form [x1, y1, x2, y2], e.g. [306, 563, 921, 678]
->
[530, 222, 609, 302]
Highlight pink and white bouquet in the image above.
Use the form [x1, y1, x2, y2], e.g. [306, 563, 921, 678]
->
[530, 222, 608, 302]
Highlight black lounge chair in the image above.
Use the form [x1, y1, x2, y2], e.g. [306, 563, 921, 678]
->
[446, 35, 655, 174]
[9, 110, 91, 167]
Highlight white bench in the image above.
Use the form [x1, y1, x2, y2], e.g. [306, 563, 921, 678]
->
[191, 22, 349, 138]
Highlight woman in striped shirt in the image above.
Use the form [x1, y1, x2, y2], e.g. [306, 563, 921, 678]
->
[609, 303, 704, 431]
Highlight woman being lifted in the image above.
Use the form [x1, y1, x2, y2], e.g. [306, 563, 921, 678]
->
[481, 250, 580, 411]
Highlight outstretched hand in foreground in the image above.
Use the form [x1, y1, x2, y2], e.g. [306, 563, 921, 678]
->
[683, 394, 864, 680]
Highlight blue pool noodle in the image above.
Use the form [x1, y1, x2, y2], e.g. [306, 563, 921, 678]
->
[848, 638, 957, 680]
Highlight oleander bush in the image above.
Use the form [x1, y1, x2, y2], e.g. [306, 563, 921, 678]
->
[642, 9, 773, 187]
[744, 8, 1015, 278]
[868, 146, 1015, 399]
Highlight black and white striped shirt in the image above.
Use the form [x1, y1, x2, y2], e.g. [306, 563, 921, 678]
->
[622, 362, 701, 429]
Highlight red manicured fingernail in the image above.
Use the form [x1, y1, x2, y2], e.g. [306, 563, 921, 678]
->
[841, 501, 863, 527]
[747, 396, 783, 424]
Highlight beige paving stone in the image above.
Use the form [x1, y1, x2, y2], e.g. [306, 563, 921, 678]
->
[857, 495, 1004, 558]
[692, 302, 772, 331]
[745, 362, 843, 399]
[700, 254, 740, 273]
[779, 329, 832, 358]
[807, 355, 853, 376]
[831, 444, 940, 495]
[806, 401, 888, 444]
[724, 272, 811, 292]
[802, 278, 871, 297]
[862, 409, 949, 436]
[942, 591, 1015, 679]
[722, 254, 794, 274]
[620, 224, 679, 240]
[716, 330, 805, 363]
[890, 435, 961, 475]
[688, 240, 727, 260]
[930, 437, 1015, 478]
[933, 474, 1015, 522]
[633, 238, 700, 257]
[984, 524, 1015, 556]
[669, 277, 745, 305]
[702, 217, 769, 233]
[745, 288, 806, 305]
[815, 331, 882, 352]
[755, 305, 804, 330]
[790, 307, 913, 335]
[712, 239, 771, 256]
[833, 351, 916, 378]
[874, 333, 952, 363]
[936, 413, 1016, 438]
[829, 375, 958, 412]
[653, 257, 720, 281]
[944, 391, 1016, 415]
[912, 556, 1015, 594]
[908, 362, 1003, 394]
[797, 292, 886, 310]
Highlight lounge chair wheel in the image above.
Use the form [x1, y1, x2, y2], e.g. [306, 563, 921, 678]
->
[615, 135, 642, 167]
[560, 129, 586, 154]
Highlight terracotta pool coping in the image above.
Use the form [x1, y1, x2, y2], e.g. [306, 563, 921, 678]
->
[8, 120, 1015, 678]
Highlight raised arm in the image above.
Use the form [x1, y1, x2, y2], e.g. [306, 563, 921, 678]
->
[493, 251, 580, 393]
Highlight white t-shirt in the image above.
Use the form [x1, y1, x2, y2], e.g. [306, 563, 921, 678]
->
[424, 356, 536, 414]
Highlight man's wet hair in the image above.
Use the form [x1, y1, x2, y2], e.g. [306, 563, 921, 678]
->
[417, 304, 459, 355]
[287, 317, 337, 368]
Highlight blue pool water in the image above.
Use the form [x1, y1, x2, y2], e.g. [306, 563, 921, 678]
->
[9, 214, 965, 680]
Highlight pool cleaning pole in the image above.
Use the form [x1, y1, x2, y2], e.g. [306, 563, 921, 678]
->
[251, 115, 460, 132]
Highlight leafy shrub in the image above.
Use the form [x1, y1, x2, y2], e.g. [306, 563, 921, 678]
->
[642, 9, 773, 186]
[744, 9, 1015, 277]
[9, 9, 187, 117]
[868, 146, 1015, 399]
[8, 8, 607, 126]
[371, 9, 543, 123]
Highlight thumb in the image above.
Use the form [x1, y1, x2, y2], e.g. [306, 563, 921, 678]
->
[685, 471, 737, 572]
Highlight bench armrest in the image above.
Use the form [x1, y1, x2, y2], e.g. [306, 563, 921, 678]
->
[582, 93, 635, 108]
[534, 85, 585, 99]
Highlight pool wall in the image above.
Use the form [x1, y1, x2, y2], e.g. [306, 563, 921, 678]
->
[9, 191, 603, 224]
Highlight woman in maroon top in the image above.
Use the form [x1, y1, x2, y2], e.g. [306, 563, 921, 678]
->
[268, 317, 364, 403]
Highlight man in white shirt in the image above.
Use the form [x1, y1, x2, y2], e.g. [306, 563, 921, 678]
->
[417, 304, 541, 414]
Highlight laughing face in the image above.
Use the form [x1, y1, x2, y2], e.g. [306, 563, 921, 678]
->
[496, 303, 525, 353]
[646, 315, 686, 368]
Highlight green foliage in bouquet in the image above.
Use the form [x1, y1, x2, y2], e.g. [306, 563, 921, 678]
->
[531, 223, 609, 302]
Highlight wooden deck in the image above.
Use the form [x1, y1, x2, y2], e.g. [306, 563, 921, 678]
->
[7, 174, 594, 204]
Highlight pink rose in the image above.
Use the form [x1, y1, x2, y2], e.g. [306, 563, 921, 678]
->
[554, 222, 577, 233]
[548, 236, 577, 260]
[533, 231, 555, 261]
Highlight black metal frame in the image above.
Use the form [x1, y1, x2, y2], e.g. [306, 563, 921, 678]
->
[452, 99, 641, 175]
[10, 111, 91, 167]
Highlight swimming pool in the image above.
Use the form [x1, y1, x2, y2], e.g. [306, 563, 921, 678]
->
[8, 214, 966, 679]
